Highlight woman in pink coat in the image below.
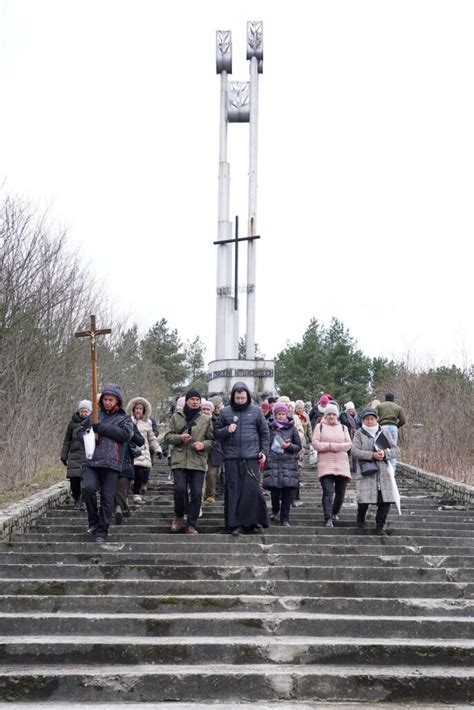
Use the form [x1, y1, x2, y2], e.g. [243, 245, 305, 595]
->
[312, 402, 352, 527]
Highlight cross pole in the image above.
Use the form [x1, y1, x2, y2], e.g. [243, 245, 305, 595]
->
[213, 215, 260, 310]
[75, 315, 112, 429]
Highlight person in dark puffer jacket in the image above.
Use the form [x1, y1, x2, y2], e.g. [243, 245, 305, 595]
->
[60, 399, 92, 510]
[263, 402, 301, 527]
[81, 383, 133, 543]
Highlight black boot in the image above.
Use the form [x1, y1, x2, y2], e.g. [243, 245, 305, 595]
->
[356, 504, 367, 529]
[115, 505, 123, 525]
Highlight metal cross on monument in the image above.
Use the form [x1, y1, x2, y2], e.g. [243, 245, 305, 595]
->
[213, 215, 260, 311]
[75, 315, 112, 428]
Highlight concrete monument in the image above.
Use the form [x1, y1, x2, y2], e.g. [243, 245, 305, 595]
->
[208, 22, 275, 401]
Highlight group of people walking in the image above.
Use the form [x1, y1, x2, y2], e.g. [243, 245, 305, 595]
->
[61, 383, 405, 543]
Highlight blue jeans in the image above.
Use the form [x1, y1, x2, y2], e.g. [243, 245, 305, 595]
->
[382, 425, 398, 469]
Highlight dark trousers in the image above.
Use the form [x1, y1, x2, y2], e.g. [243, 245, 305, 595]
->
[357, 492, 391, 530]
[69, 477, 82, 501]
[270, 487, 292, 523]
[82, 465, 119, 538]
[115, 476, 131, 513]
[320, 475, 348, 521]
[205, 463, 221, 497]
[173, 468, 204, 529]
[133, 466, 150, 494]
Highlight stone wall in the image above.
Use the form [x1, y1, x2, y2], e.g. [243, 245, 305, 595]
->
[398, 462, 474, 507]
[0, 481, 69, 542]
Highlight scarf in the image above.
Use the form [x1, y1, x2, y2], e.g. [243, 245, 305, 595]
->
[362, 424, 379, 437]
[274, 417, 289, 429]
[346, 412, 357, 430]
[183, 404, 200, 422]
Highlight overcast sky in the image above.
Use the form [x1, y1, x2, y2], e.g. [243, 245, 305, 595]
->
[1, 0, 472, 370]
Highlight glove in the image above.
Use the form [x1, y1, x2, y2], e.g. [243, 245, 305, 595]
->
[60, 458, 67, 466]
[92, 422, 100, 433]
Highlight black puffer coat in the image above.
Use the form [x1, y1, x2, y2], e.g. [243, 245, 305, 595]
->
[214, 382, 270, 460]
[61, 412, 87, 478]
[82, 383, 133, 472]
[263, 420, 301, 490]
[121, 424, 146, 479]
[209, 413, 224, 466]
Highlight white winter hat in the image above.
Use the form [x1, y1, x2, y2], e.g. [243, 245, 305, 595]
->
[344, 401, 355, 411]
[325, 403, 340, 416]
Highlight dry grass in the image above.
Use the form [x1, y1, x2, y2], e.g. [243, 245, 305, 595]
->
[378, 366, 473, 486]
[0, 463, 65, 510]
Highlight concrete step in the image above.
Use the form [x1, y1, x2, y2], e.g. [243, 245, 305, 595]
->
[17, 531, 474, 543]
[1, 578, 471, 598]
[30, 521, 474, 533]
[0, 466, 471, 705]
[0, 612, 472, 639]
[44, 509, 474, 520]
[0, 594, 472, 616]
[0, 635, 472, 666]
[1, 563, 472, 583]
[0, 704, 471, 710]
[4, 541, 474, 556]
[2, 552, 473, 568]
[0, 663, 472, 703]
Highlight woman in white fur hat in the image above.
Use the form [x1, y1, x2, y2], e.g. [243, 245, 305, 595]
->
[60, 399, 92, 510]
[126, 397, 162, 502]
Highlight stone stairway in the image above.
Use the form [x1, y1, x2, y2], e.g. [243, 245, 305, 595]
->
[0, 461, 472, 706]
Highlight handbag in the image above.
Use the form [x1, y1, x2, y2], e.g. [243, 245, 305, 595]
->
[359, 459, 379, 476]
[83, 428, 96, 460]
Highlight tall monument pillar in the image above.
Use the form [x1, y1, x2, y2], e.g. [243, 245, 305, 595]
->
[208, 22, 275, 401]
[245, 21, 263, 360]
[215, 31, 237, 360]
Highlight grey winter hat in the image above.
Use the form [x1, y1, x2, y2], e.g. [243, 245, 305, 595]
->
[77, 399, 92, 413]
[324, 403, 340, 416]
[360, 407, 379, 420]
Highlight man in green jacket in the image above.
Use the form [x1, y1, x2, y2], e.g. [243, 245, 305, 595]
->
[164, 388, 214, 535]
[376, 393, 406, 469]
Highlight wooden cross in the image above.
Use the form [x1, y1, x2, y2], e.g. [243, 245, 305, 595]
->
[75, 315, 112, 427]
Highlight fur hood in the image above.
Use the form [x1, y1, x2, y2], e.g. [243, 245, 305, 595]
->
[126, 396, 152, 420]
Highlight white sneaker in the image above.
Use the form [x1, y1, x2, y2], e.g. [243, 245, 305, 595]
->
[133, 494, 143, 503]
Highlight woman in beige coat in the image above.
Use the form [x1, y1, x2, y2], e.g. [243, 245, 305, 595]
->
[351, 407, 399, 535]
[312, 402, 352, 527]
[126, 397, 162, 502]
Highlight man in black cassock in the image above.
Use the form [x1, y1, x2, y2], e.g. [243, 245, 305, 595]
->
[214, 382, 270, 536]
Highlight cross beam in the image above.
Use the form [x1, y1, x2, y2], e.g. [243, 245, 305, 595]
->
[213, 215, 260, 310]
[75, 315, 112, 427]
